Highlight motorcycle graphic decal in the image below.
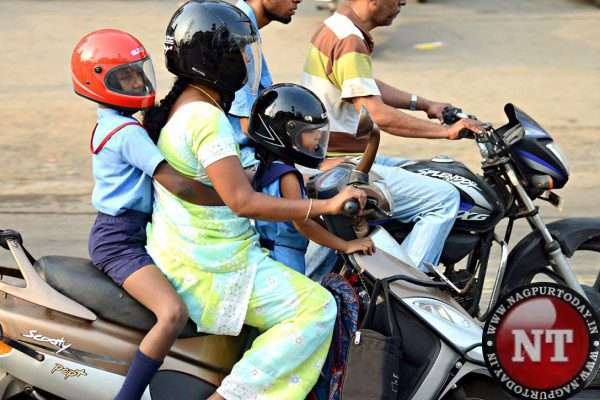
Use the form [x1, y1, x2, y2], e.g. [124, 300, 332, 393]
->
[457, 202, 490, 221]
[50, 363, 88, 380]
[417, 168, 492, 209]
[516, 149, 563, 179]
[22, 329, 72, 354]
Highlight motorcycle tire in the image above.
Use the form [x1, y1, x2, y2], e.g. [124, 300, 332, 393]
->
[499, 237, 600, 387]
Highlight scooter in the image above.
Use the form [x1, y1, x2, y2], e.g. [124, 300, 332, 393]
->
[1, 111, 597, 399]
[0, 227, 256, 399]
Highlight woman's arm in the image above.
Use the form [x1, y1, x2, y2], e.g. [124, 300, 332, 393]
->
[153, 161, 224, 206]
[205, 157, 366, 221]
[278, 173, 375, 255]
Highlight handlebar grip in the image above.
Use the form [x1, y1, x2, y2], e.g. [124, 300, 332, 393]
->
[342, 199, 360, 217]
[442, 106, 463, 125]
[458, 128, 476, 139]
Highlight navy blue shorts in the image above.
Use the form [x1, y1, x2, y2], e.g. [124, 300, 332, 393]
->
[88, 210, 155, 286]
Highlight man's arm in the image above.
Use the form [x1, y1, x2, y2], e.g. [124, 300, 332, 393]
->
[238, 117, 249, 136]
[375, 79, 449, 119]
[351, 94, 481, 140]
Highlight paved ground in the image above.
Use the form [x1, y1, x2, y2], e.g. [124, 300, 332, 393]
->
[0, 0, 599, 303]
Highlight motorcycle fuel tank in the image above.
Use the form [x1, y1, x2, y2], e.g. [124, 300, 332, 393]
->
[402, 156, 504, 232]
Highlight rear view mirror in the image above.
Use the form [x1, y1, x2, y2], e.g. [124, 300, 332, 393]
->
[356, 106, 374, 139]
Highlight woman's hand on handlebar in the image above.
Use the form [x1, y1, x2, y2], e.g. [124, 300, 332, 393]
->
[446, 118, 484, 140]
[326, 186, 367, 215]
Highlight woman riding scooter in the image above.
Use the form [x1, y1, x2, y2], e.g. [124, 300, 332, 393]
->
[142, 1, 367, 398]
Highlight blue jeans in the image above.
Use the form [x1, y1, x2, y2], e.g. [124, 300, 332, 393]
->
[306, 155, 460, 279]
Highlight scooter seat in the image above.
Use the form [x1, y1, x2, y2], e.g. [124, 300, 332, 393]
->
[33, 255, 202, 338]
[378, 221, 481, 265]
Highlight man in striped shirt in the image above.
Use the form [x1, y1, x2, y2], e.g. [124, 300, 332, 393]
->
[302, 0, 482, 273]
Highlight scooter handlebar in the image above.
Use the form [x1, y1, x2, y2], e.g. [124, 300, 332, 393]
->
[342, 199, 360, 217]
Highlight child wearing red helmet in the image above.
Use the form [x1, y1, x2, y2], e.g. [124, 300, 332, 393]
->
[71, 29, 221, 400]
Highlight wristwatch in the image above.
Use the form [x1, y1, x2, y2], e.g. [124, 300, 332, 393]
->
[409, 94, 418, 111]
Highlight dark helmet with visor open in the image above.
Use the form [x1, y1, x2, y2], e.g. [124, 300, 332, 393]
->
[248, 83, 330, 169]
[164, 0, 261, 112]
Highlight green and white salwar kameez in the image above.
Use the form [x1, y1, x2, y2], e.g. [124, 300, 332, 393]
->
[146, 102, 336, 399]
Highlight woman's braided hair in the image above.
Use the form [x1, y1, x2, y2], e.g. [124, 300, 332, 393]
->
[143, 77, 190, 143]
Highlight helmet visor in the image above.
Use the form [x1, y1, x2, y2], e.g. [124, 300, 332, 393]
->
[105, 58, 156, 97]
[290, 121, 330, 161]
[240, 38, 262, 96]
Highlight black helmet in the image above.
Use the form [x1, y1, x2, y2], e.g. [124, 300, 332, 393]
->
[164, 0, 261, 110]
[248, 83, 330, 169]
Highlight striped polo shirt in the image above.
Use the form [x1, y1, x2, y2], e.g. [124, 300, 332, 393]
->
[301, 4, 381, 153]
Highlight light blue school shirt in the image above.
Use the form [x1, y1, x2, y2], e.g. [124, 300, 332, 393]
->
[229, 0, 274, 168]
[91, 108, 164, 216]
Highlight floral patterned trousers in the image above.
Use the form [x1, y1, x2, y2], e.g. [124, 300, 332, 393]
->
[217, 259, 337, 400]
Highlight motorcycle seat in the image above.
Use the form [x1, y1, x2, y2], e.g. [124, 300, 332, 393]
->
[376, 221, 481, 265]
[33, 255, 202, 338]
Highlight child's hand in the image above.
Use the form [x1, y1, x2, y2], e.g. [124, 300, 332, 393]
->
[343, 238, 375, 255]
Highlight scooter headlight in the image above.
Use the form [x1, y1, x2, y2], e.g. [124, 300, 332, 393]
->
[404, 297, 483, 353]
[413, 299, 473, 328]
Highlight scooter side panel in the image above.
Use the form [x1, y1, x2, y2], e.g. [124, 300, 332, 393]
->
[352, 248, 465, 314]
[408, 341, 459, 400]
[0, 294, 246, 387]
[0, 344, 149, 400]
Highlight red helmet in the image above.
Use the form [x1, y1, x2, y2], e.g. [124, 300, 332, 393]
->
[71, 29, 156, 110]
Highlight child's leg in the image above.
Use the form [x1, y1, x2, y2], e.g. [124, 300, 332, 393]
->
[115, 264, 188, 400]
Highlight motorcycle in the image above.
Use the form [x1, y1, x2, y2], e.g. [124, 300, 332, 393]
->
[1, 109, 598, 399]
[313, 103, 600, 338]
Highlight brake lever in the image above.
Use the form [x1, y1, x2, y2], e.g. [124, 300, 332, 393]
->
[458, 128, 476, 139]
[442, 106, 479, 126]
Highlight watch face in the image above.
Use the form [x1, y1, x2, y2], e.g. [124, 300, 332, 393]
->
[410, 94, 418, 110]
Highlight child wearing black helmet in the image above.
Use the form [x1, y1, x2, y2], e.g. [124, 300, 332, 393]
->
[249, 83, 375, 273]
